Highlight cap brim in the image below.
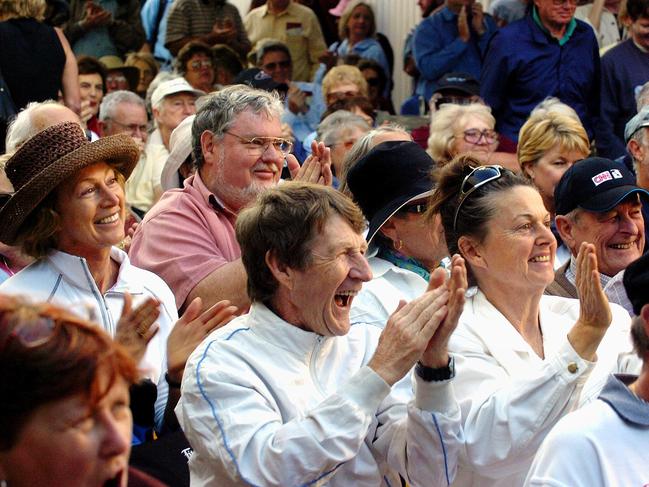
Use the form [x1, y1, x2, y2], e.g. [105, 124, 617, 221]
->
[366, 190, 433, 245]
[580, 186, 649, 213]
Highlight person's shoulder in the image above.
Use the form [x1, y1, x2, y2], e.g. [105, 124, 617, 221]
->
[0, 259, 54, 294]
[601, 38, 634, 60]
[289, 1, 317, 15]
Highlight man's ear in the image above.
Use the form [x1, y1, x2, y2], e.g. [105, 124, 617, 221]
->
[640, 303, 649, 331]
[628, 139, 644, 165]
[152, 106, 161, 123]
[200, 130, 217, 165]
[555, 215, 577, 250]
[265, 250, 294, 290]
[458, 235, 486, 270]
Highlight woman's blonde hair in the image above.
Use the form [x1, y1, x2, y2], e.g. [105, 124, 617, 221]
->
[338, 1, 376, 40]
[0, 0, 45, 21]
[427, 103, 495, 164]
[322, 65, 368, 99]
[517, 111, 589, 176]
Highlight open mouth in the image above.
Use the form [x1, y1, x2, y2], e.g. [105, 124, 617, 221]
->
[609, 242, 635, 250]
[334, 291, 357, 308]
[529, 255, 551, 263]
[95, 213, 119, 225]
[103, 469, 124, 487]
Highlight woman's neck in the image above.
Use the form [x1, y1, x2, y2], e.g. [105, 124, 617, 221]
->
[67, 247, 119, 294]
[479, 279, 546, 358]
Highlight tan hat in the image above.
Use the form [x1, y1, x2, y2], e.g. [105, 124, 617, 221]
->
[160, 114, 194, 191]
[99, 55, 141, 92]
[0, 122, 139, 244]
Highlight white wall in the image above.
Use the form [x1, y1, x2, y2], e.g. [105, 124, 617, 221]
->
[232, 0, 423, 111]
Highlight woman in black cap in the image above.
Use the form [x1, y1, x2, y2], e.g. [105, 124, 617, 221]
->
[345, 140, 448, 328]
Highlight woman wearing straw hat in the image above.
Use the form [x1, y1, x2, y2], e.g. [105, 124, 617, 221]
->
[0, 121, 177, 388]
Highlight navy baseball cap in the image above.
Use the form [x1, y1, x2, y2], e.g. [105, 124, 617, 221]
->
[234, 68, 288, 93]
[554, 157, 649, 216]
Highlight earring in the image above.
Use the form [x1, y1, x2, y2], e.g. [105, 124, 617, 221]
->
[393, 239, 403, 251]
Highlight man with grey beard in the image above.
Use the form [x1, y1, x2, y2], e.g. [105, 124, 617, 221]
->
[130, 85, 331, 312]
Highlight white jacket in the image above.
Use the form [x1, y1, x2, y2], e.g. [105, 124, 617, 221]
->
[0, 247, 177, 384]
[350, 256, 428, 329]
[177, 302, 463, 487]
[450, 290, 639, 487]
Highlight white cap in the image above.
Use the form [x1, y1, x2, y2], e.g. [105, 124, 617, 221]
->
[151, 78, 205, 109]
[161, 115, 195, 191]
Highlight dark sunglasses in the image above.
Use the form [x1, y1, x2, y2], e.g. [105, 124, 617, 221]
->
[399, 202, 428, 215]
[453, 165, 503, 231]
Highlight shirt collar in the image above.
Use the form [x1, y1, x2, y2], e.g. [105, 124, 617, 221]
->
[599, 374, 649, 426]
[193, 171, 237, 218]
[262, 0, 292, 17]
[566, 255, 611, 289]
[532, 6, 577, 46]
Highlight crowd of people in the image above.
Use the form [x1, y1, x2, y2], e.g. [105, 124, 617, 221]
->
[1, 0, 649, 485]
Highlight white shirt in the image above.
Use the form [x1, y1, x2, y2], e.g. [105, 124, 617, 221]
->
[177, 302, 463, 486]
[449, 290, 639, 487]
[126, 129, 169, 212]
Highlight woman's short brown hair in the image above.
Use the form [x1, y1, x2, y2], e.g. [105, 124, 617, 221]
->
[0, 295, 138, 450]
[236, 182, 365, 305]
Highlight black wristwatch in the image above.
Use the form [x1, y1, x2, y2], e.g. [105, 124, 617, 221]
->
[415, 356, 455, 382]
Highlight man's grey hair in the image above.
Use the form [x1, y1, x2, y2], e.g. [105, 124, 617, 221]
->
[629, 126, 649, 172]
[5, 100, 60, 153]
[637, 81, 649, 112]
[317, 110, 370, 147]
[192, 85, 283, 169]
[99, 90, 146, 122]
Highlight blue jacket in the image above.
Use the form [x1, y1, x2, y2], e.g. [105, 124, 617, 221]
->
[481, 14, 600, 142]
[413, 6, 496, 101]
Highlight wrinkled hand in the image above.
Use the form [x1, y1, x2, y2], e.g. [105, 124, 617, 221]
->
[471, 2, 486, 35]
[287, 140, 333, 186]
[115, 293, 160, 364]
[575, 242, 612, 330]
[166, 297, 238, 382]
[369, 285, 450, 386]
[458, 6, 470, 42]
[420, 255, 467, 367]
[287, 85, 309, 115]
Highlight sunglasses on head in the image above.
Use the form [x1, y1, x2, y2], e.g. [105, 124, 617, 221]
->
[453, 165, 504, 231]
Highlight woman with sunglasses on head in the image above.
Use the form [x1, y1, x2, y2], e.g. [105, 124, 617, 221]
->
[0, 295, 165, 487]
[345, 140, 450, 328]
[428, 155, 639, 486]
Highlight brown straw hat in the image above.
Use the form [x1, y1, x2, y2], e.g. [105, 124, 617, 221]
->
[0, 122, 139, 245]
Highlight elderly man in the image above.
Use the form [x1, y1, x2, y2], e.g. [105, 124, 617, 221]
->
[526, 251, 649, 486]
[98, 90, 152, 216]
[177, 181, 465, 486]
[481, 0, 600, 145]
[245, 0, 327, 82]
[318, 110, 370, 181]
[547, 157, 649, 301]
[129, 85, 331, 311]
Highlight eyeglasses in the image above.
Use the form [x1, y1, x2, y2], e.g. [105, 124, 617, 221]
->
[189, 59, 213, 71]
[109, 119, 148, 136]
[225, 131, 294, 157]
[453, 165, 503, 231]
[262, 60, 291, 71]
[461, 129, 499, 145]
[398, 202, 428, 215]
[326, 90, 359, 104]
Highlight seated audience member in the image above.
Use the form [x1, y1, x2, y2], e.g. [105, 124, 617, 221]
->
[125, 52, 160, 99]
[322, 64, 369, 108]
[318, 110, 370, 181]
[626, 107, 649, 193]
[77, 55, 108, 136]
[129, 86, 332, 312]
[4, 100, 80, 153]
[596, 0, 649, 159]
[177, 181, 466, 486]
[526, 250, 649, 486]
[575, 0, 621, 49]
[0, 295, 162, 487]
[164, 0, 250, 59]
[549, 157, 648, 305]
[320, 2, 390, 87]
[100, 55, 141, 94]
[413, 0, 497, 103]
[518, 107, 590, 269]
[244, 0, 327, 82]
[255, 39, 325, 144]
[233, 68, 289, 96]
[430, 156, 639, 486]
[64, 0, 145, 59]
[338, 124, 413, 196]
[427, 103, 499, 166]
[160, 115, 196, 192]
[212, 44, 244, 86]
[144, 78, 203, 206]
[98, 91, 152, 216]
[0, 122, 175, 419]
[175, 42, 216, 94]
[347, 141, 449, 328]
[358, 58, 395, 113]
[480, 0, 600, 145]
